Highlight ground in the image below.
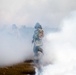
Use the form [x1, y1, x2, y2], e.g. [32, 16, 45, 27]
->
[0, 60, 35, 75]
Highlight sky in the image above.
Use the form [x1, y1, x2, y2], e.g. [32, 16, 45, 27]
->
[0, 0, 76, 27]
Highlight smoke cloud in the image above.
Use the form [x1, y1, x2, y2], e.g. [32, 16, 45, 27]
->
[0, 11, 76, 70]
[0, 25, 34, 67]
[40, 11, 76, 75]
[0, 0, 76, 27]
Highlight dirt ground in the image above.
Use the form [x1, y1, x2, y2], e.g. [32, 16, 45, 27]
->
[0, 60, 35, 75]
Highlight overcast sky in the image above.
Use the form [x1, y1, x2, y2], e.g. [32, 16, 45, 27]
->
[0, 0, 76, 27]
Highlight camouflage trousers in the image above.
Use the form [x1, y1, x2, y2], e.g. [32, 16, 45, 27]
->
[33, 46, 43, 75]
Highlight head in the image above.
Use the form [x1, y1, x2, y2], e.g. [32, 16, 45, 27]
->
[34, 23, 42, 29]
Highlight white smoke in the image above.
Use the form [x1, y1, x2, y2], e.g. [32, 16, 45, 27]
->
[0, 10, 76, 75]
[41, 11, 76, 75]
[0, 25, 34, 67]
[0, 0, 76, 27]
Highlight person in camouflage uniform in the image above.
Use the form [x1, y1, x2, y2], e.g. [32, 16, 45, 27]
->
[32, 23, 44, 75]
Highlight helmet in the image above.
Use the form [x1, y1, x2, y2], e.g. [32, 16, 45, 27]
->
[34, 23, 42, 29]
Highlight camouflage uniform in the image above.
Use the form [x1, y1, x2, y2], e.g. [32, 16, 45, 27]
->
[32, 23, 44, 75]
